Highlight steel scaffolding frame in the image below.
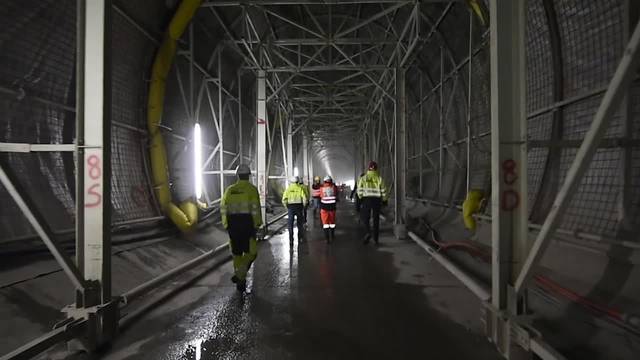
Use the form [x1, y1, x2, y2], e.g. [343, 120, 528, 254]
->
[5, 1, 638, 359]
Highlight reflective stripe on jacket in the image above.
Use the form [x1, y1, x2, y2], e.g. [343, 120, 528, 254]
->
[220, 180, 263, 229]
[357, 170, 388, 201]
[282, 183, 308, 207]
[320, 184, 337, 204]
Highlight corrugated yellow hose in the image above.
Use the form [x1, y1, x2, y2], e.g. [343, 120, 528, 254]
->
[462, 189, 484, 231]
[147, 0, 202, 232]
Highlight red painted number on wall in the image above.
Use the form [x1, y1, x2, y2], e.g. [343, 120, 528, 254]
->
[501, 159, 520, 211]
[85, 155, 102, 208]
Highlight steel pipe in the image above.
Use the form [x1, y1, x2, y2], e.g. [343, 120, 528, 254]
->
[407, 231, 491, 301]
[120, 243, 228, 305]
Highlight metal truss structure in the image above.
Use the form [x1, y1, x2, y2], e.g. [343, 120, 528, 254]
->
[2, 0, 640, 359]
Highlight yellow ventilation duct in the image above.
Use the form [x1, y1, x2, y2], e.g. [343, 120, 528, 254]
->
[147, 0, 202, 232]
[462, 189, 485, 232]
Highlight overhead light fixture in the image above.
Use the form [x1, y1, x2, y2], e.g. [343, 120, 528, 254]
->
[294, 167, 299, 177]
[194, 123, 202, 199]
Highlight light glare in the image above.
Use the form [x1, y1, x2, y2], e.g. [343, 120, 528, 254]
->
[194, 123, 203, 199]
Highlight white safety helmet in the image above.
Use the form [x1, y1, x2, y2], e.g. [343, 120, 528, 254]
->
[236, 164, 251, 176]
[290, 175, 300, 183]
[323, 175, 333, 183]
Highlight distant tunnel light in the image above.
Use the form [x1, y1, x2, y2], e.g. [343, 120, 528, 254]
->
[194, 123, 203, 199]
[293, 167, 299, 177]
[345, 180, 355, 189]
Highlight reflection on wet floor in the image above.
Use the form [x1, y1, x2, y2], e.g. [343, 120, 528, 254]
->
[106, 204, 500, 360]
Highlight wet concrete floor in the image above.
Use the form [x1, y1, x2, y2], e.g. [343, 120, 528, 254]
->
[104, 204, 501, 360]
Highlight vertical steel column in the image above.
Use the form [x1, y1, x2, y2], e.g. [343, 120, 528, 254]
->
[303, 134, 310, 185]
[466, 9, 473, 193]
[189, 24, 194, 119]
[419, 71, 424, 196]
[238, 70, 243, 162]
[394, 67, 407, 227]
[256, 71, 268, 225]
[278, 108, 288, 178]
[79, 0, 112, 305]
[75, 0, 86, 281]
[489, 0, 528, 356]
[620, 0, 639, 234]
[218, 51, 225, 197]
[438, 48, 444, 195]
[286, 117, 294, 179]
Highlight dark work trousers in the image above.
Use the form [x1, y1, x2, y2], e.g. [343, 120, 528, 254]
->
[359, 197, 382, 242]
[287, 204, 305, 241]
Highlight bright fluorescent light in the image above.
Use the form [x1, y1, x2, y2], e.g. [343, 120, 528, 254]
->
[195, 339, 202, 360]
[293, 167, 299, 177]
[194, 123, 202, 199]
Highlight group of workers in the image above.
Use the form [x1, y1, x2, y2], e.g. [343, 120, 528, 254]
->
[220, 161, 388, 292]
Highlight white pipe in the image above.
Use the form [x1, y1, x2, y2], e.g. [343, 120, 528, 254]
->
[407, 231, 491, 301]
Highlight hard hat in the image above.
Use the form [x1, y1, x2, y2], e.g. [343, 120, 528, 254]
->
[323, 175, 333, 183]
[236, 164, 251, 176]
[368, 161, 378, 170]
[290, 175, 300, 183]
[314, 176, 321, 182]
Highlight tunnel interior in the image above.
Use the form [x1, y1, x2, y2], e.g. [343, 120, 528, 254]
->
[1, 0, 640, 359]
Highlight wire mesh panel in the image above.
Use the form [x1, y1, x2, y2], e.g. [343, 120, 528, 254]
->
[0, 0, 77, 242]
[560, 148, 623, 238]
[526, 0, 554, 114]
[110, 126, 156, 223]
[110, 9, 160, 222]
[0, 1, 162, 243]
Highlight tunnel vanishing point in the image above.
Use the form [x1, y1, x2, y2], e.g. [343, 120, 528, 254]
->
[1, 1, 640, 359]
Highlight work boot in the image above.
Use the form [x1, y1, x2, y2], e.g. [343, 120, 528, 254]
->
[236, 279, 247, 292]
[363, 233, 371, 245]
[374, 235, 379, 245]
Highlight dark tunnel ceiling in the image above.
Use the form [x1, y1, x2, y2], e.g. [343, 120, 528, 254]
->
[195, 0, 474, 174]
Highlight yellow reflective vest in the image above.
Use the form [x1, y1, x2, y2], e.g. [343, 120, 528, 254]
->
[301, 183, 310, 202]
[220, 180, 263, 229]
[357, 170, 388, 201]
[282, 183, 308, 207]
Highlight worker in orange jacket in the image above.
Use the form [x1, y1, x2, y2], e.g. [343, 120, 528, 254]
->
[319, 175, 339, 243]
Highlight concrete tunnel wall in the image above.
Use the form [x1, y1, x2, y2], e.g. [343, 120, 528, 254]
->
[0, 0, 640, 358]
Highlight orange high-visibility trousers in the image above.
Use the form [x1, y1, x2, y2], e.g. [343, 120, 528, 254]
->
[320, 209, 336, 227]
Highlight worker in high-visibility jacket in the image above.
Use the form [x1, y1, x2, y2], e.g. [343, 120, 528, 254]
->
[311, 176, 322, 218]
[298, 177, 310, 223]
[320, 175, 339, 243]
[220, 164, 262, 292]
[357, 161, 388, 245]
[282, 176, 308, 246]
